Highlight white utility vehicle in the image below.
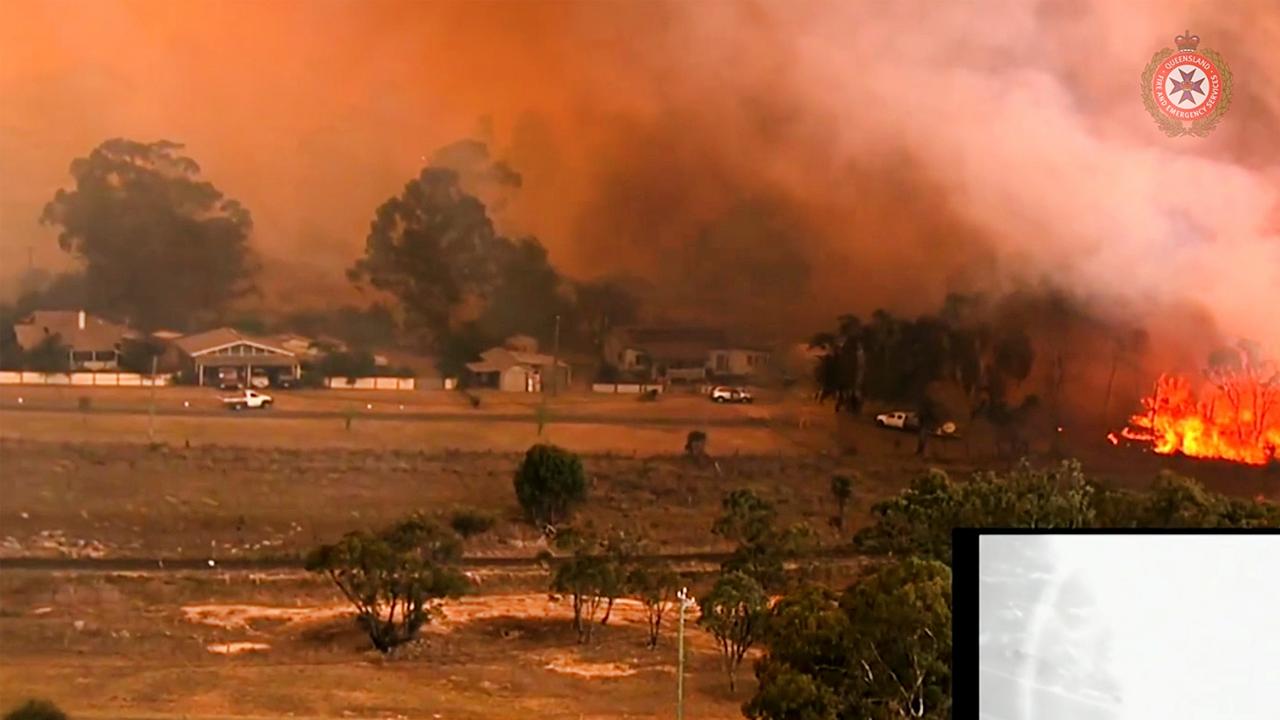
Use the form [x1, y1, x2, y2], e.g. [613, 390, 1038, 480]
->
[875, 410, 960, 437]
[710, 386, 753, 403]
[221, 389, 274, 411]
[875, 410, 920, 430]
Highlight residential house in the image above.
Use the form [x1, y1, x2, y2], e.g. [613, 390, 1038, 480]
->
[175, 327, 300, 387]
[466, 346, 571, 393]
[12, 310, 136, 371]
[602, 326, 727, 381]
[708, 347, 773, 378]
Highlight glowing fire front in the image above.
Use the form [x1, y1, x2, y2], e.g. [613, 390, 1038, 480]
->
[1116, 372, 1280, 466]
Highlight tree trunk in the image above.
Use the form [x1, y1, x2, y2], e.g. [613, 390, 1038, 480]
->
[1102, 352, 1119, 421]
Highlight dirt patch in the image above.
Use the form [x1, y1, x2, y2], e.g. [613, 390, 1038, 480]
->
[206, 641, 271, 654]
[542, 651, 637, 678]
[181, 603, 350, 632]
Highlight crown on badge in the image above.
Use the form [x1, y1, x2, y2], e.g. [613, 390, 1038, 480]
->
[1175, 31, 1200, 51]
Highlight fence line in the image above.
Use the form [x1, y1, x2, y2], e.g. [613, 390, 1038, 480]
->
[591, 382, 665, 394]
[0, 371, 172, 387]
[323, 376, 417, 391]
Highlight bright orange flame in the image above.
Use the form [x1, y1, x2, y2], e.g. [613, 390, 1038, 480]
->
[1119, 373, 1280, 466]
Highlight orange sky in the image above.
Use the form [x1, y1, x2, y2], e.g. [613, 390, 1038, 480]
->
[1, 0, 1277, 349]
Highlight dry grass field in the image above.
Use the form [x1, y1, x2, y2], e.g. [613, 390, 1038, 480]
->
[0, 571, 758, 719]
[0, 385, 794, 422]
[0, 437, 923, 560]
[2, 385, 1277, 720]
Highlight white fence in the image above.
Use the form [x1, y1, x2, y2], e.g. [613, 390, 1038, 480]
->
[324, 377, 417, 391]
[591, 382, 665, 394]
[0, 371, 173, 387]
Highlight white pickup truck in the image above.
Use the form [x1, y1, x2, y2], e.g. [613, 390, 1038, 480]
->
[221, 389, 273, 411]
[876, 410, 959, 437]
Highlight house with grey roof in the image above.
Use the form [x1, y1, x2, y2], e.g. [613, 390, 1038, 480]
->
[174, 327, 300, 387]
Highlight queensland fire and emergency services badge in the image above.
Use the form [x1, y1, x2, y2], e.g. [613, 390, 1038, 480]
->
[1141, 31, 1232, 137]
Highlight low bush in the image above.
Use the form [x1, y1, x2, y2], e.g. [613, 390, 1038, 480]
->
[449, 508, 497, 538]
[4, 699, 68, 720]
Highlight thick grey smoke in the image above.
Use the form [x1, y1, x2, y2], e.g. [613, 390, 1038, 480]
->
[1, 0, 1275, 354]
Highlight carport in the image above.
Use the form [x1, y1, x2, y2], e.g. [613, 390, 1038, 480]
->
[174, 328, 300, 387]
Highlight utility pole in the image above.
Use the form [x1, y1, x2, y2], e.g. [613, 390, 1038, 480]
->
[551, 313, 561, 397]
[148, 353, 158, 444]
[676, 586, 695, 720]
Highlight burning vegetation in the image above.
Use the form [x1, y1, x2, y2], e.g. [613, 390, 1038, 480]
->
[1115, 343, 1280, 466]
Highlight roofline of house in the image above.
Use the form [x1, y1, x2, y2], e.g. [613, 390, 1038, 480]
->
[187, 339, 297, 358]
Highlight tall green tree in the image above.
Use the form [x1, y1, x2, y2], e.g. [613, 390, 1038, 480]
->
[348, 166, 504, 360]
[348, 144, 577, 372]
[545, 525, 629, 643]
[628, 559, 681, 649]
[40, 139, 255, 330]
[747, 559, 952, 720]
[713, 489, 814, 592]
[844, 559, 952, 719]
[854, 461, 1097, 566]
[699, 570, 769, 692]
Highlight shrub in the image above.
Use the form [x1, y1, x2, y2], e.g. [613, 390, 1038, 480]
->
[513, 444, 587, 528]
[304, 515, 471, 653]
[829, 474, 853, 529]
[4, 699, 68, 720]
[449, 509, 496, 538]
[685, 430, 708, 457]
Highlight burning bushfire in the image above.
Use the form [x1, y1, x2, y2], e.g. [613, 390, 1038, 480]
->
[1111, 356, 1280, 466]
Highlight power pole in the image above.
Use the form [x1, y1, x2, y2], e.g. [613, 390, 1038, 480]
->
[148, 353, 158, 444]
[551, 313, 561, 397]
[676, 586, 695, 720]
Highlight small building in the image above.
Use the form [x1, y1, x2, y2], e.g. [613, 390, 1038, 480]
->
[466, 346, 571, 393]
[11, 309, 136, 371]
[175, 327, 300, 387]
[708, 347, 772, 378]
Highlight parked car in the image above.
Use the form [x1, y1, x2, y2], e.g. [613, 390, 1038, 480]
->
[710, 386, 753, 403]
[217, 367, 242, 390]
[221, 389, 273, 411]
